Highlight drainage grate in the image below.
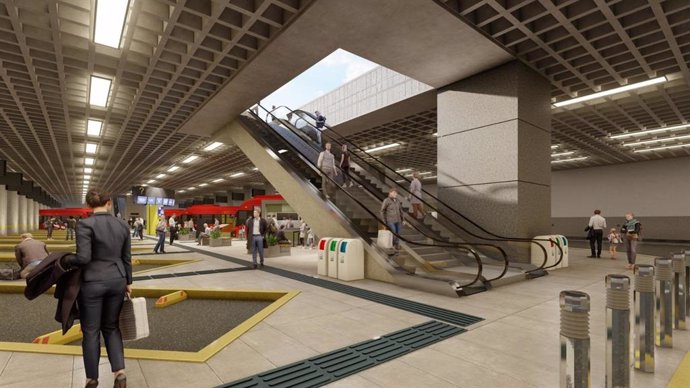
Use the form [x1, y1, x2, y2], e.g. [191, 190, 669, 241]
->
[218, 320, 464, 388]
[132, 267, 252, 282]
[146, 239, 483, 327]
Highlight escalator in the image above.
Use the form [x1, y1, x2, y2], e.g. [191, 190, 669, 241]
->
[225, 104, 560, 297]
[269, 107, 562, 279]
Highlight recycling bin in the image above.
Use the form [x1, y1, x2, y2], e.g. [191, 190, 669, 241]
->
[531, 235, 568, 268]
[327, 238, 341, 278]
[336, 239, 364, 281]
[317, 238, 332, 276]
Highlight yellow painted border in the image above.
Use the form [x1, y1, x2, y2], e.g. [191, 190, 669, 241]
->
[0, 284, 300, 362]
[132, 258, 200, 275]
[668, 350, 690, 388]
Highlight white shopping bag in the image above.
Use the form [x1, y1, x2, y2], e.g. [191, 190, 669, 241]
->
[377, 229, 393, 249]
[119, 296, 150, 341]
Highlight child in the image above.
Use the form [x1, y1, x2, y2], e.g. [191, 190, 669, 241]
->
[307, 228, 315, 250]
[608, 227, 621, 260]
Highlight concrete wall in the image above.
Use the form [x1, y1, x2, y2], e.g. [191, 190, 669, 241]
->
[301, 66, 432, 126]
[551, 156, 690, 241]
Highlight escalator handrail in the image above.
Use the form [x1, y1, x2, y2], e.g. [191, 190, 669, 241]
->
[245, 108, 499, 287]
[264, 105, 559, 272]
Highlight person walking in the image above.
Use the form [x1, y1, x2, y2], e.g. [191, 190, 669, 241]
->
[246, 210, 267, 269]
[607, 227, 621, 260]
[168, 215, 177, 246]
[66, 216, 77, 241]
[299, 222, 306, 247]
[339, 144, 352, 187]
[136, 217, 144, 240]
[621, 212, 641, 269]
[408, 172, 424, 219]
[380, 188, 404, 250]
[45, 217, 54, 240]
[153, 216, 167, 254]
[317, 142, 338, 198]
[587, 209, 606, 258]
[63, 190, 132, 388]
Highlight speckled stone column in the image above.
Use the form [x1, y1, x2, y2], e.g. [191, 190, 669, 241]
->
[437, 61, 551, 262]
[0, 185, 7, 236]
[7, 189, 19, 235]
[18, 194, 27, 233]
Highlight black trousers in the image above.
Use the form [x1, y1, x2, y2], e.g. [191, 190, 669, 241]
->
[589, 229, 604, 256]
[169, 226, 177, 245]
[78, 277, 127, 380]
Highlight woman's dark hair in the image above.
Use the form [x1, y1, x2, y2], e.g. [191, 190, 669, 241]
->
[85, 189, 111, 208]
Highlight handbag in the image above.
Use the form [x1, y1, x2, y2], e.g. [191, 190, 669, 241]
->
[377, 229, 393, 249]
[119, 295, 149, 341]
[585, 226, 594, 240]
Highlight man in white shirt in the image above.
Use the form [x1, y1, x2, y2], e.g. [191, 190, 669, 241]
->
[168, 215, 177, 246]
[587, 209, 607, 258]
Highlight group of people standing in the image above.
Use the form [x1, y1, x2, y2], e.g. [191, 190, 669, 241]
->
[43, 216, 78, 240]
[586, 209, 641, 269]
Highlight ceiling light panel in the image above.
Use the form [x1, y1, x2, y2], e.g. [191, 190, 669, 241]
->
[87, 120, 103, 137]
[367, 143, 401, 153]
[551, 156, 589, 163]
[623, 134, 690, 147]
[633, 144, 690, 153]
[84, 158, 95, 166]
[553, 77, 667, 108]
[168, 166, 179, 172]
[89, 76, 112, 107]
[230, 172, 246, 178]
[182, 155, 199, 164]
[610, 123, 690, 140]
[204, 142, 223, 151]
[94, 0, 130, 48]
[85, 143, 98, 154]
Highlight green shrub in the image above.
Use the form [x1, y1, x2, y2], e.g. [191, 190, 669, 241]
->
[210, 229, 221, 239]
[178, 227, 190, 235]
[266, 234, 278, 246]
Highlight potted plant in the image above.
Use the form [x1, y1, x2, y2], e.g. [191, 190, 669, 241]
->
[264, 234, 291, 257]
[209, 229, 222, 247]
[177, 227, 193, 241]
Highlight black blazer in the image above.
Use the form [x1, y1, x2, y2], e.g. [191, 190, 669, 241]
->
[245, 217, 268, 236]
[72, 212, 132, 285]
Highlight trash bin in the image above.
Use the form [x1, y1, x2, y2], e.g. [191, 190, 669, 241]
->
[531, 235, 558, 268]
[336, 239, 364, 281]
[327, 238, 341, 278]
[317, 238, 331, 276]
[552, 235, 569, 268]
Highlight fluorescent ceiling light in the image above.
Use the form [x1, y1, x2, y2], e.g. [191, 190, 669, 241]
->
[147, 179, 156, 184]
[277, 149, 288, 154]
[126, 193, 131, 196]
[366, 143, 400, 153]
[87, 120, 103, 137]
[553, 76, 667, 108]
[252, 167, 259, 171]
[188, 187, 196, 190]
[182, 155, 198, 164]
[85, 143, 98, 154]
[551, 145, 560, 149]
[168, 166, 179, 172]
[141, 184, 148, 187]
[83, 175, 91, 180]
[423, 175, 437, 179]
[89, 76, 112, 107]
[432, 132, 438, 137]
[230, 172, 246, 178]
[204, 142, 223, 151]
[84, 168, 93, 174]
[633, 143, 690, 153]
[610, 123, 690, 140]
[212, 178, 224, 183]
[199, 183, 208, 187]
[551, 156, 589, 164]
[623, 134, 690, 147]
[418, 171, 432, 175]
[84, 157, 94, 166]
[94, 0, 129, 48]
[396, 168, 412, 173]
[156, 174, 166, 179]
[178, 190, 186, 193]
[551, 151, 575, 157]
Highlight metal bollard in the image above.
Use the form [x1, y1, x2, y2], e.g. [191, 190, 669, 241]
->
[655, 258, 673, 348]
[606, 275, 630, 388]
[560, 290, 590, 388]
[684, 250, 690, 318]
[634, 265, 655, 372]
[672, 254, 686, 329]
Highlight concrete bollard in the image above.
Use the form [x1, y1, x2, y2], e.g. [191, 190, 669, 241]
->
[560, 290, 590, 388]
[672, 253, 687, 330]
[685, 250, 690, 318]
[655, 258, 673, 348]
[634, 264, 655, 372]
[606, 275, 630, 388]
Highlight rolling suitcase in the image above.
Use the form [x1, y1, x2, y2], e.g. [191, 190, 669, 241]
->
[119, 296, 149, 341]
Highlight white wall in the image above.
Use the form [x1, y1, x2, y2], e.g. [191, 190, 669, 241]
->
[551, 156, 690, 218]
[301, 66, 432, 126]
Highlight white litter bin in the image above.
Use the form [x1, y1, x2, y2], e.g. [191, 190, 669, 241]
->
[327, 238, 341, 278]
[552, 235, 569, 268]
[317, 238, 331, 276]
[336, 239, 364, 281]
[531, 235, 569, 269]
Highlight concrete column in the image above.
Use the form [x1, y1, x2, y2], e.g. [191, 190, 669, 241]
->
[17, 195, 27, 233]
[7, 190, 19, 235]
[437, 61, 551, 261]
[0, 185, 7, 236]
[34, 201, 39, 231]
[28, 200, 34, 231]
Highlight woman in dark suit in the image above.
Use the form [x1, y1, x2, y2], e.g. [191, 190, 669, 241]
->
[69, 190, 132, 388]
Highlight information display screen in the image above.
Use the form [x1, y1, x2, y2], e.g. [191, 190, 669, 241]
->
[135, 196, 147, 205]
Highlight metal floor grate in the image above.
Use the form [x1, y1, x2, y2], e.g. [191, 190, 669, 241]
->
[164, 240, 484, 327]
[131, 267, 252, 282]
[218, 320, 464, 388]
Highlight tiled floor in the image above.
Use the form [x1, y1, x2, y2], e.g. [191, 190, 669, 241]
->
[1, 237, 688, 387]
